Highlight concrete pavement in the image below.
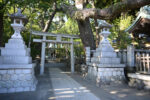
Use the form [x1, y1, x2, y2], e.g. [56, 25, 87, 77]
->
[49, 68, 100, 100]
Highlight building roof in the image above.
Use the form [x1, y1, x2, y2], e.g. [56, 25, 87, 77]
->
[125, 5, 150, 37]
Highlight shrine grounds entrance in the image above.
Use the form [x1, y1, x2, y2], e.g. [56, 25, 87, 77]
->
[32, 31, 80, 75]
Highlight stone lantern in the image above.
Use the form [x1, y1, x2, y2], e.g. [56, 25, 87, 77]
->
[97, 20, 112, 47]
[9, 8, 28, 39]
[88, 20, 125, 85]
[0, 8, 37, 93]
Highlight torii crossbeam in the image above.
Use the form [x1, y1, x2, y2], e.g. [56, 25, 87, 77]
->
[32, 31, 80, 75]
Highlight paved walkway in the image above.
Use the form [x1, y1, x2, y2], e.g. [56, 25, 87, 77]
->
[0, 65, 150, 100]
[49, 68, 100, 100]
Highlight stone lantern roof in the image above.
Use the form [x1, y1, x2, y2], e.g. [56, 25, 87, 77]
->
[9, 8, 28, 23]
[96, 19, 113, 29]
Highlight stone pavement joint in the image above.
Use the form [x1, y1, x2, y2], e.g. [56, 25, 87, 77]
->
[49, 68, 100, 100]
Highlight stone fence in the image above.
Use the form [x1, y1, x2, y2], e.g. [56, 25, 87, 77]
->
[116, 48, 150, 74]
[115, 47, 150, 75]
[86, 45, 150, 74]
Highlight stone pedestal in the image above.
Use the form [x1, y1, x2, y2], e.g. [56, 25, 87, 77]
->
[88, 20, 125, 85]
[0, 38, 37, 93]
[0, 67, 37, 93]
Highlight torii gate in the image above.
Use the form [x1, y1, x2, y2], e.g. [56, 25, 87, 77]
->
[32, 31, 80, 75]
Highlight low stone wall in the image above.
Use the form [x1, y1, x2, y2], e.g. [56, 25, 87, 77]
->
[87, 66, 125, 86]
[128, 73, 150, 90]
[0, 67, 37, 93]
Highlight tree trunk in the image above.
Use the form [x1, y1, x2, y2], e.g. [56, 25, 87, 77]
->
[75, 0, 96, 50]
[0, 12, 4, 47]
[59, 0, 150, 49]
[77, 18, 96, 50]
[94, 19, 100, 48]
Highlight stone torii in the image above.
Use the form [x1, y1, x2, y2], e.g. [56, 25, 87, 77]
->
[32, 31, 80, 75]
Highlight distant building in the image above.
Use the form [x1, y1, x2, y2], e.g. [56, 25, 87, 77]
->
[125, 5, 150, 48]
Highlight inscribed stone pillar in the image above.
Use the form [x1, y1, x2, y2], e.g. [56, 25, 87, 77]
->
[70, 38, 74, 73]
[40, 36, 46, 75]
[127, 45, 135, 67]
[85, 47, 91, 64]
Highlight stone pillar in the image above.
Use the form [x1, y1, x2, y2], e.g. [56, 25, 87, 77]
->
[127, 45, 135, 72]
[0, 48, 2, 64]
[89, 20, 125, 84]
[85, 47, 91, 64]
[40, 36, 46, 75]
[70, 38, 74, 73]
[0, 8, 37, 93]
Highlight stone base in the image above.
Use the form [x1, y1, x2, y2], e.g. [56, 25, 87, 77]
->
[128, 73, 150, 90]
[0, 66, 37, 93]
[87, 66, 125, 86]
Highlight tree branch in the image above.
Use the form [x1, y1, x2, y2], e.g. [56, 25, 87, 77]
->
[42, 10, 56, 32]
[60, 0, 150, 20]
[42, 1, 57, 32]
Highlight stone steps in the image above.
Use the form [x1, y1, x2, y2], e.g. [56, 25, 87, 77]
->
[0, 63, 36, 69]
[93, 52, 117, 58]
[96, 45, 114, 52]
[5, 43, 26, 49]
[91, 57, 120, 64]
[8, 39, 24, 44]
[0, 56, 32, 64]
[1, 48, 29, 56]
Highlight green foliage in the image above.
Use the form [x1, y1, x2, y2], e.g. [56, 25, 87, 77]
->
[109, 14, 134, 49]
[119, 15, 133, 31]
[3, 19, 12, 44]
[95, 0, 121, 8]
[52, 16, 84, 58]
[53, 17, 79, 35]
[1, 0, 139, 60]
[74, 43, 84, 58]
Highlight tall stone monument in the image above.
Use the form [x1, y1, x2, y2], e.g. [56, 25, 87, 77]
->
[0, 8, 37, 93]
[88, 20, 125, 85]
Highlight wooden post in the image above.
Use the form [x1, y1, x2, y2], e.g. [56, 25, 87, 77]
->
[70, 38, 74, 73]
[40, 36, 46, 75]
[142, 53, 146, 72]
[147, 53, 150, 73]
[139, 53, 142, 72]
